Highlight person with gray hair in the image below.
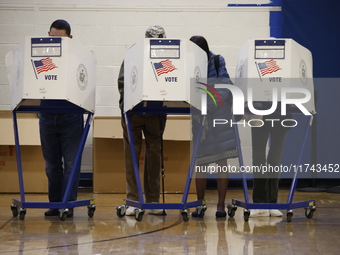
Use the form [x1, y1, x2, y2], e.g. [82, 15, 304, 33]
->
[117, 25, 167, 216]
[145, 25, 166, 38]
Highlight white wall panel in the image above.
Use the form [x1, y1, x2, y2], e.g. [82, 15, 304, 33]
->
[0, 0, 275, 172]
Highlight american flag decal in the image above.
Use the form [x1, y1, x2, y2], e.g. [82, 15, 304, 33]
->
[153, 59, 177, 76]
[257, 59, 281, 76]
[33, 57, 58, 74]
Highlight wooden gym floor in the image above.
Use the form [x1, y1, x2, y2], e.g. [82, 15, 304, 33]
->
[0, 189, 339, 255]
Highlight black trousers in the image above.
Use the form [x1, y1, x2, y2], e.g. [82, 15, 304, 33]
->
[251, 115, 291, 203]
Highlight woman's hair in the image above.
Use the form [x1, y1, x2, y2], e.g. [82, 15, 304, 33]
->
[50, 19, 71, 36]
[190, 35, 210, 60]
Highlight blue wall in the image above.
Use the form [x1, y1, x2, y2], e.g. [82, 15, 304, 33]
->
[280, 0, 340, 181]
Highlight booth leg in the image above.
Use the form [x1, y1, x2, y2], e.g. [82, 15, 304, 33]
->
[233, 116, 250, 204]
[181, 115, 205, 205]
[287, 115, 313, 204]
[12, 111, 26, 203]
[62, 113, 93, 205]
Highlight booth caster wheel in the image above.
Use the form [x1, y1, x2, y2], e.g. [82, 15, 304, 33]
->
[287, 210, 293, 222]
[193, 205, 207, 218]
[305, 206, 316, 219]
[116, 205, 127, 218]
[59, 209, 68, 221]
[87, 204, 96, 218]
[181, 209, 190, 222]
[11, 204, 18, 217]
[135, 209, 144, 221]
[244, 209, 250, 222]
[19, 208, 26, 221]
[227, 204, 237, 217]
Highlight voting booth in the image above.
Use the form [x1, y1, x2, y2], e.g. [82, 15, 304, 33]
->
[124, 38, 207, 113]
[7, 36, 96, 113]
[227, 38, 316, 222]
[5, 36, 96, 221]
[235, 38, 315, 114]
[117, 38, 208, 221]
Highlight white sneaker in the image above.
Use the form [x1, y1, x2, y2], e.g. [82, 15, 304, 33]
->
[269, 209, 283, 217]
[249, 209, 270, 218]
[125, 206, 137, 216]
[148, 209, 167, 215]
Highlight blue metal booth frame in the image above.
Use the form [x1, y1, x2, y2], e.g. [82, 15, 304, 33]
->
[10, 100, 96, 221]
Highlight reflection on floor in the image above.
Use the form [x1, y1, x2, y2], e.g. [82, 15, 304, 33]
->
[0, 189, 339, 255]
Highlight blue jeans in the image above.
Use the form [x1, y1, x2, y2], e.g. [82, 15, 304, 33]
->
[39, 113, 84, 202]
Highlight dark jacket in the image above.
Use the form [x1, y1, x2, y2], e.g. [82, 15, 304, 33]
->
[195, 51, 237, 157]
[118, 61, 125, 114]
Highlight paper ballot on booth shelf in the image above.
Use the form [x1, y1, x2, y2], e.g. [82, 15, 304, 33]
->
[123, 38, 207, 113]
[235, 38, 315, 114]
[5, 36, 96, 113]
